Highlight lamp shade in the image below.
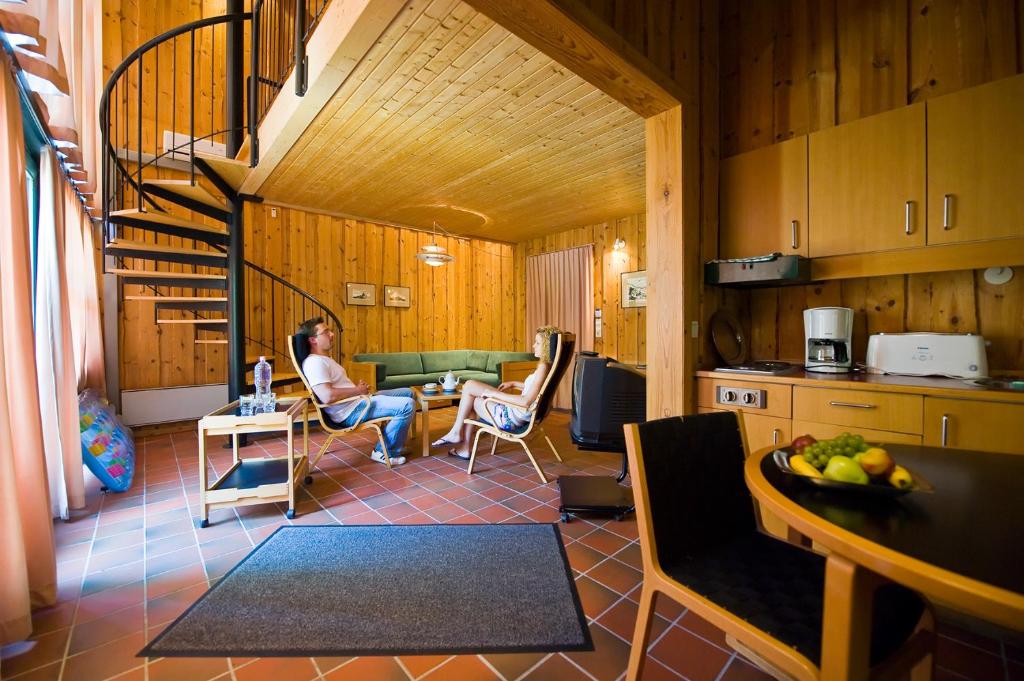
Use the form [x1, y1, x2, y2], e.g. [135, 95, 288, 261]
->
[415, 241, 454, 266]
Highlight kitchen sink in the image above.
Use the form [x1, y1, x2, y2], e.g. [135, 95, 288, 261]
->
[964, 377, 1024, 391]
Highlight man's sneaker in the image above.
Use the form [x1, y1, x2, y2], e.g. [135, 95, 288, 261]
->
[371, 449, 406, 466]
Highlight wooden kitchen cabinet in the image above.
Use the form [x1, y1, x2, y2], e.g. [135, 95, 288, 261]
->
[927, 74, 1024, 245]
[720, 136, 808, 259]
[793, 387, 923, 434]
[791, 419, 922, 446]
[809, 104, 926, 257]
[923, 398, 1024, 454]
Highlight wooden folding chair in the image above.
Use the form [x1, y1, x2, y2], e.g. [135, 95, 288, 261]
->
[287, 334, 396, 473]
[465, 332, 576, 484]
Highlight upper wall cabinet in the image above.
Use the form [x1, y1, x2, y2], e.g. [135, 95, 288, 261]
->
[927, 74, 1024, 245]
[809, 104, 926, 257]
[720, 136, 808, 259]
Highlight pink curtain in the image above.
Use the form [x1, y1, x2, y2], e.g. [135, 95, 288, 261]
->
[36, 146, 86, 518]
[0, 65, 57, 645]
[526, 245, 595, 409]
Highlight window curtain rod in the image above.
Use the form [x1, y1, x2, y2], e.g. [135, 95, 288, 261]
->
[0, 33, 97, 224]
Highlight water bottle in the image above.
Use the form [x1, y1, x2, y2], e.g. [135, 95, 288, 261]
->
[254, 356, 272, 410]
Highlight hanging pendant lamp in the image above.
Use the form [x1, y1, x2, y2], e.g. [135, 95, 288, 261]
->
[415, 221, 455, 267]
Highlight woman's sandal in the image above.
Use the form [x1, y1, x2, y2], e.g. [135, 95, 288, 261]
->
[431, 434, 461, 447]
[447, 449, 470, 461]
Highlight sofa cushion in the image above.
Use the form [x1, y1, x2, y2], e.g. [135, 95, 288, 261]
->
[453, 370, 500, 387]
[486, 352, 538, 374]
[354, 352, 423, 377]
[379, 373, 436, 390]
[421, 350, 469, 374]
[467, 351, 489, 371]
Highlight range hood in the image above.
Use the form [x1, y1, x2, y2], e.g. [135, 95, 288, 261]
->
[704, 253, 811, 288]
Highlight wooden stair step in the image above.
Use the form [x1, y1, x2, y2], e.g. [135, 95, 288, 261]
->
[110, 268, 227, 290]
[245, 372, 303, 389]
[108, 209, 229, 243]
[156, 318, 227, 325]
[195, 339, 228, 345]
[106, 239, 227, 268]
[194, 151, 250, 192]
[139, 180, 231, 221]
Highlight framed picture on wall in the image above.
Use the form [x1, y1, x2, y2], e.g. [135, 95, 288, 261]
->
[621, 270, 647, 308]
[384, 285, 411, 308]
[346, 282, 376, 306]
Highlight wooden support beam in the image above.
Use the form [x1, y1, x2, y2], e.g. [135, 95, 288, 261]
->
[239, 0, 405, 194]
[646, 105, 700, 417]
[461, 0, 687, 117]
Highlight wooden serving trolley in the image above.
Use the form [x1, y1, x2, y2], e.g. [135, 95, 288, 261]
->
[197, 396, 309, 527]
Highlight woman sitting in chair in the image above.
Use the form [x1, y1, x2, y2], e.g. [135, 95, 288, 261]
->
[432, 325, 560, 460]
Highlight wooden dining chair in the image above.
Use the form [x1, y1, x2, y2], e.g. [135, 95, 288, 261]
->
[464, 332, 576, 484]
[287, 333, 397, 473]
[624, 411, 935, 681]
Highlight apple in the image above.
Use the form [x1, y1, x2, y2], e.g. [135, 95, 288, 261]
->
[791, 434, 817, 455]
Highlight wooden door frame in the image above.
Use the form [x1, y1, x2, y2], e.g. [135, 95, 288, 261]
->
[463, 0, 703, 417]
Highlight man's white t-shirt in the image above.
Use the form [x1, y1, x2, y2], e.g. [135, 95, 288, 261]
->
[302, 354, 360, 422]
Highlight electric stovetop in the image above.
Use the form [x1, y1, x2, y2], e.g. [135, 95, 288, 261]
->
[714, 361, 800, 376]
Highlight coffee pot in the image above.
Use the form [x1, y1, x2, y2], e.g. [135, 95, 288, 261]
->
[439, 371, 461, 391]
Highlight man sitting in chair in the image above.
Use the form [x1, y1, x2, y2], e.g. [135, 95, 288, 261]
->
[298, 317, 415, 466]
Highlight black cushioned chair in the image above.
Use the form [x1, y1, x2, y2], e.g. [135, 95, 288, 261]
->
[288, 334, 397, 471]
[624, 411, 934, 681]
[465, 332, 575, 484]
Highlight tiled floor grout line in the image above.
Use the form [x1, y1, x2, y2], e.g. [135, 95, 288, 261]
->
[56, 451, 110, 681]
[713, 652, 739, 681]
[510, 653, 553, 681]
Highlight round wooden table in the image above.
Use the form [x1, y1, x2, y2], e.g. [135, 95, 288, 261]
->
[745, 443, 1024, 680]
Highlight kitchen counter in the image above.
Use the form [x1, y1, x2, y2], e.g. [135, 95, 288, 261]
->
[695, 368, 1024, 404]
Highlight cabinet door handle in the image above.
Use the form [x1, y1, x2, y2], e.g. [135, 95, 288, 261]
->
[941, 414, 949, 447]
[772, 428, 781, 445]
[904, 201, 913, 235]
[943, 194, 953, 229]
[828, 400, 877, 409]
[791, 220, 798, 249]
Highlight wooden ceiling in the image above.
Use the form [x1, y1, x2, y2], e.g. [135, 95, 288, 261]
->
[256, 0, 645, 243]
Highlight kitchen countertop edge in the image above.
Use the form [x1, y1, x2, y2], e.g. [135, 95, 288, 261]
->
[695, 369, 1024, 404]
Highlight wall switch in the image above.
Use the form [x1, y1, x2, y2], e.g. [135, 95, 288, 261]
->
[691, 321, 699, 338]
[271, 207, 278, 218]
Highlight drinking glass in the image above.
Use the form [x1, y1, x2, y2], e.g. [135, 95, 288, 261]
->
[239, 394, 255, 416]
[261, 392, 277, 413]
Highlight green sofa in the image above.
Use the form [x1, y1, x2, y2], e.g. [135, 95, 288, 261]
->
[352, 350, 537, 391]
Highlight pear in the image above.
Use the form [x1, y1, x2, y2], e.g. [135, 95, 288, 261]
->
[858, 447, 894, 477]
[823, 456, 869, 485]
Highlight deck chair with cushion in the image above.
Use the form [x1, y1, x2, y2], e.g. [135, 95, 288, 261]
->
[624, 411, 935, 681]
[465, 332, 576, 484]
[288, 333, 398, 473]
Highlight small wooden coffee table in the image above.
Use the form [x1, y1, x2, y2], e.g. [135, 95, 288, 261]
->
[411, 385, 461, 458]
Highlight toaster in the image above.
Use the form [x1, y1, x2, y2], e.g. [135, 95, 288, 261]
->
[865, 333, 988, 379]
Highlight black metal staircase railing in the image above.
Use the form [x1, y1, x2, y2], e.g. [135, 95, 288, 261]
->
[99, 1, 335, 401]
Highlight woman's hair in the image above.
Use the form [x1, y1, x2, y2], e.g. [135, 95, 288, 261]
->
[535, 325, 561, 360]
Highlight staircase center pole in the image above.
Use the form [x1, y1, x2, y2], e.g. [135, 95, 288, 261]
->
[225, 0, 244, 158]
[227, 201, 245, 405]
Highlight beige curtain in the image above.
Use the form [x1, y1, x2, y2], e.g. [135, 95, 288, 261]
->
[36, 146, 86, 518]
[0, 65, 58, 646]
[526, 245, 595, 410]
[80, 216, 106, 392]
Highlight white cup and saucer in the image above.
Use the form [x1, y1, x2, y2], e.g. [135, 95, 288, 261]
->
[422, 382, 439, 394]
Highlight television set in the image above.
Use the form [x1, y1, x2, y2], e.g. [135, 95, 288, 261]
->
[570, 353, 646, 452]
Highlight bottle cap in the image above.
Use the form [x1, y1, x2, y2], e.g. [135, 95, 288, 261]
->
[259, 356, 266, 361]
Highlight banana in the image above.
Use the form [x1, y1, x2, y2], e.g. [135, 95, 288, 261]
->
[888, 465, 914, 489]
[790, 455, 823, 478]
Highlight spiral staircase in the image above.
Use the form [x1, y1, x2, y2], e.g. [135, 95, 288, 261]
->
[100, 1, 336, 403]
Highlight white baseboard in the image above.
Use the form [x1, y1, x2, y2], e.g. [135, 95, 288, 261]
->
[121, 384, 229, 426]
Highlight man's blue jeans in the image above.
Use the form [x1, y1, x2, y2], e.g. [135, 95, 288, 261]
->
[338, 388, 415, 454]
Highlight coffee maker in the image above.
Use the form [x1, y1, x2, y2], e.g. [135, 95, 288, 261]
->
[804, 307, 853, 373]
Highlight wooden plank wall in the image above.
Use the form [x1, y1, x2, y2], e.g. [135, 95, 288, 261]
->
[244, 203, 523, 364]
[718, 0, 1024, 371]
[517, 214, 647, 365]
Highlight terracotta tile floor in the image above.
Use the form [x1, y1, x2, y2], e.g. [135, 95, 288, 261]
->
[1, 410, 1019, 680]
